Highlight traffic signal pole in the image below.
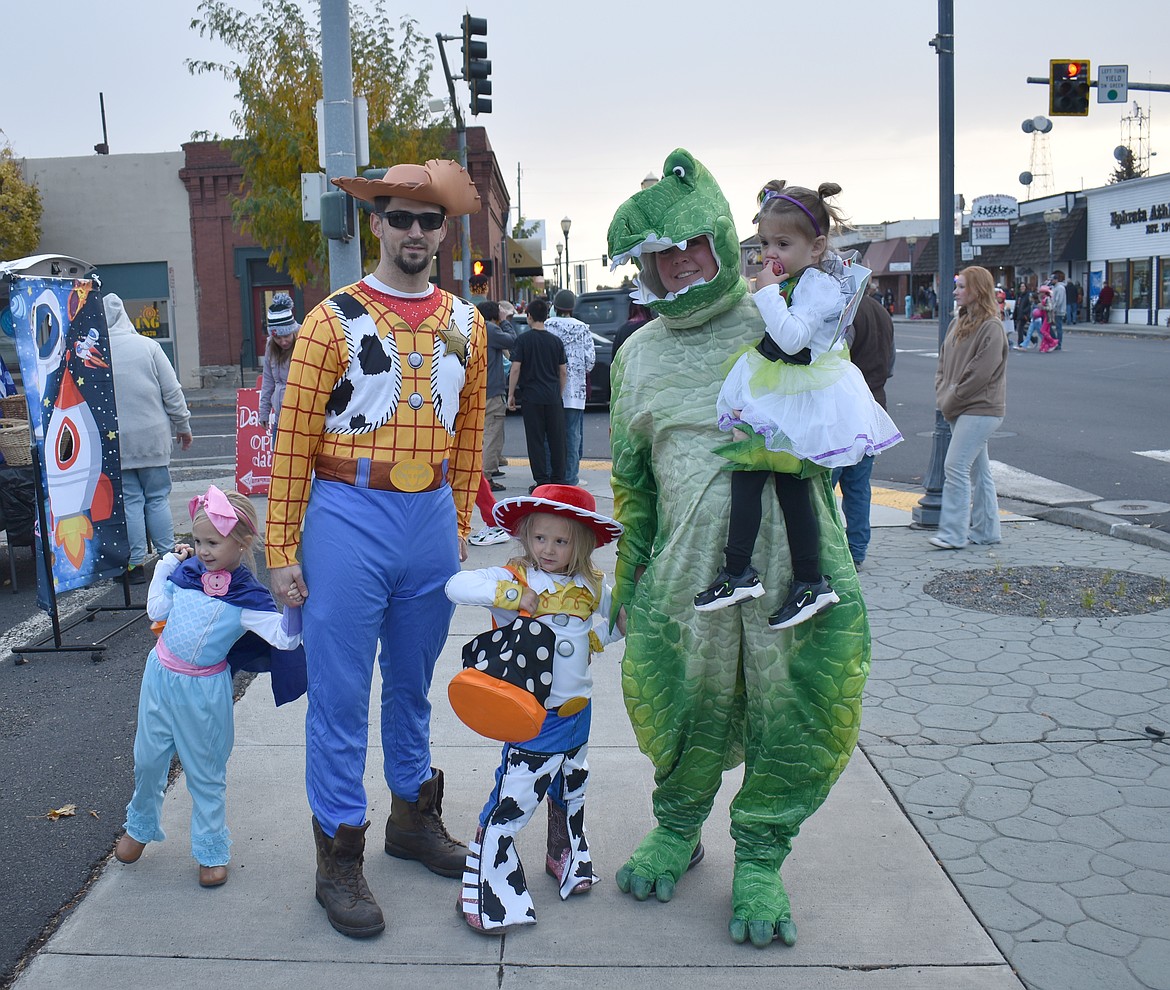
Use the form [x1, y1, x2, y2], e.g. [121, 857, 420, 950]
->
[435, 34, 472, 301]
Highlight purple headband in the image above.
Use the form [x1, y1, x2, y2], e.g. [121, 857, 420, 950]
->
[755, 189, 823, 236]
[189, 485, 254, 537]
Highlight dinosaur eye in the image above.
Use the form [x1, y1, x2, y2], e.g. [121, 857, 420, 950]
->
[672, 165, 686, 179]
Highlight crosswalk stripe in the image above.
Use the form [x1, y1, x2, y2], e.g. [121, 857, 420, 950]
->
[1134, 449, 1170, 464]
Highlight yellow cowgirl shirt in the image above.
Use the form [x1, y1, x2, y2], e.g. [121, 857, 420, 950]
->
[266, 278, 487, 568]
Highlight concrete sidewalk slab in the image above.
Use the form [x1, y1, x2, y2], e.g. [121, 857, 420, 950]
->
[13, 464, 1031, 989]
[16, 574, 1021, 989]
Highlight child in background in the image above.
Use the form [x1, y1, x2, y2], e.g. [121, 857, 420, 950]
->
[1037, 285, 1059, 353]
[697, 180, 901, 628]
[446, 484, 623, 932]
[115, 486, 303, 887]
[259, 293, 299, 440]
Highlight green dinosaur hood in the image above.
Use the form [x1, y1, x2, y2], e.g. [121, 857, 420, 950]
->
[607, 149, 747, 330]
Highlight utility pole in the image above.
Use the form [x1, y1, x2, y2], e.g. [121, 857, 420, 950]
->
[320, 0, 361, 290]
[914, 0, 955, 528]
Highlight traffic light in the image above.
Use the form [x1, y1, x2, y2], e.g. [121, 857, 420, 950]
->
[462, 14, 492, 115]
[1050, 59, 1090, 116]
[471, 258, 493, 280]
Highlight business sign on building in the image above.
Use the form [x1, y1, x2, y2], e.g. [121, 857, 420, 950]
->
[971, 221, 1011, 245]
[970, 195, 1019, 222]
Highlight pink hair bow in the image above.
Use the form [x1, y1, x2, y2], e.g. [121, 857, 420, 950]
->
[188, 485, 242, 537]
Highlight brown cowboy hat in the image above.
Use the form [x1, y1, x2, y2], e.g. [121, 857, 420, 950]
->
[330, 159, 480, 216]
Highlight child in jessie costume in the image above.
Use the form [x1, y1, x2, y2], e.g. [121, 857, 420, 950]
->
[445, 484, 623, 932]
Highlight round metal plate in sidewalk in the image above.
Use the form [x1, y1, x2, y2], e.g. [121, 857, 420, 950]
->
[1090, 499, 1170, 517]
[925, 566, 1170, 618]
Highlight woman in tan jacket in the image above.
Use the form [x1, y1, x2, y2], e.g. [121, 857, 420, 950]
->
[931, 265, 1008, 549]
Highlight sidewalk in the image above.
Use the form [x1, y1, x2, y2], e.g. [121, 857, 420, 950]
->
[13, 465, 1169, 989]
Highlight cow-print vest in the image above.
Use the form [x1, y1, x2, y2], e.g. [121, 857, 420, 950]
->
[322, 290, 474, 435]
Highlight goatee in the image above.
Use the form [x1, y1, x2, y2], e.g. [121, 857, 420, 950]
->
[395, 251, 433, 277]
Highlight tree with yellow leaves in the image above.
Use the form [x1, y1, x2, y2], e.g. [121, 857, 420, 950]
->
[0, 142, 43, 263]
[188, 0, 450, 287]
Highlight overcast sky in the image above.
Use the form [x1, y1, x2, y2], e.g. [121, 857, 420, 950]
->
[3, 0, 1164, 288]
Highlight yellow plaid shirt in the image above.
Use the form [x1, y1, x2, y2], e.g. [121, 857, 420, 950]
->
[265, 281, 486, 568]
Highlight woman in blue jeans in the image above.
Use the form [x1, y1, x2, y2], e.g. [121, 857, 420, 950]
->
[931, 266, 1008, 550]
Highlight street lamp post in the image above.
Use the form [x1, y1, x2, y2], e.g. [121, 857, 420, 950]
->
[1043, 208, 1063, 279]
[911, 0, 955, 529]
[555, 243, 562, 289]
[906, 235, 918, 315]
[561, 216, 572, 294]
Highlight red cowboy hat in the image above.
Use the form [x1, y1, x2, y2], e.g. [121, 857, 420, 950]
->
[493, 484, 623, 547]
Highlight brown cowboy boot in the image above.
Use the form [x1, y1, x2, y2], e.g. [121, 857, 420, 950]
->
[312, 816, 385, 938]
[384, 768, 468, 877]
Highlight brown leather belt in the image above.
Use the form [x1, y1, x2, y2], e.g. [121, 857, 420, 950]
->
[314, 453, 447, 493]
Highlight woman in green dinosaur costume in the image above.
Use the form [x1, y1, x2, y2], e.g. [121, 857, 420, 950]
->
[606, 149, 870, 947]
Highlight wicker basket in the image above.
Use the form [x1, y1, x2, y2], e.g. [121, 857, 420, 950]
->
[0, 394, 28, 420]
[0, 417, 33, 466]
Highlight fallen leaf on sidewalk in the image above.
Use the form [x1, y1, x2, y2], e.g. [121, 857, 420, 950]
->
[46, 804, 77, 821]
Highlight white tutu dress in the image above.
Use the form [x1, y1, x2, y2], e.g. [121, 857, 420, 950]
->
[715, 263, 902, 469]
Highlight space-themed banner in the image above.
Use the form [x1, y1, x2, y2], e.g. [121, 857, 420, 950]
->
[6, 275, 129, 609]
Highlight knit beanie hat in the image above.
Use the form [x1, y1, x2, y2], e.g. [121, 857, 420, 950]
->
[267, 293, 299, 337]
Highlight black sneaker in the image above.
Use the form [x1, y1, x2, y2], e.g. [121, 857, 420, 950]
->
[694, 567, 765, 612]
[768, 577, 839, 630]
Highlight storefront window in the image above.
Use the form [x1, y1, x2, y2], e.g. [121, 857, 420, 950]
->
[1159, 258, 1170, 311]
[1106, 261, 1128, 308]
[1130, 259, 1150, 310]
[122, 298, 171, 341]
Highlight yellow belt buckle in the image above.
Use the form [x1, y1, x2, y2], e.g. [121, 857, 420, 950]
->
[390, 459, 435, 492]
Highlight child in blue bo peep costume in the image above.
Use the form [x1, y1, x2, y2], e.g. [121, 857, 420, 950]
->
[115, 486, 304, 887]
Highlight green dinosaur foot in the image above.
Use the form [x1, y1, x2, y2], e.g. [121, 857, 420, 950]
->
[615, 826, 701, 903]
[729, 859, 798, 947]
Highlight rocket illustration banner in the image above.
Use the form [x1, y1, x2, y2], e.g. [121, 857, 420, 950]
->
[6, 275, 129, 609]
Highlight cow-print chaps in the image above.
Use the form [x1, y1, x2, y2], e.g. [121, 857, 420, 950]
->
[460, 743, 596, 931]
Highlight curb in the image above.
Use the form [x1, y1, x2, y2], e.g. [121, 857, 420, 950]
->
[1000, 498, 1170, 554]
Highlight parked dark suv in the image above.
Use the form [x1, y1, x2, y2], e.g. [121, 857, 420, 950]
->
[571, 288, 635, 406]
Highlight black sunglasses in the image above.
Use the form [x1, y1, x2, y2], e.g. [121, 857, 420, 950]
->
[378, 209, 445, 231]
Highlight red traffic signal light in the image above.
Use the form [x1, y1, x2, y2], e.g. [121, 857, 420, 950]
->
[1049, 59, 1090, 116]
[471, 258, 493, 280]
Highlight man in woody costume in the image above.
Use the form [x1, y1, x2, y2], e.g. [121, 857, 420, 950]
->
[265, 160, 487, 938]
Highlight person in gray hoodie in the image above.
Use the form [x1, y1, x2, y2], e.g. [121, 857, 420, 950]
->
[103, 293, 193, 583]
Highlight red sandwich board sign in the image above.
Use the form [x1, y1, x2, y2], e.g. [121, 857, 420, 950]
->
[235, 388, 272, 495]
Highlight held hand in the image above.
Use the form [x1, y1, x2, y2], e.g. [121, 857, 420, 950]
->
[754, 260, 785, 291]
[519, 587, 539, 614]
[271, 564, 308, 607]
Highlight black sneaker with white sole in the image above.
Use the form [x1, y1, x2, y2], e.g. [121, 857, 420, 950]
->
[694, 566, 766, 612]
[768, 577, 839, 630]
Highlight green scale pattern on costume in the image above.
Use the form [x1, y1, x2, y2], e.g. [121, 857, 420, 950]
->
[607, 150, 870, 945]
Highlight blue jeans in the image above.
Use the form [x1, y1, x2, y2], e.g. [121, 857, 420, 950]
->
[563, 407, 584, 485]
[831, 455, 874, 564]
[938, 414, 1003, 546]
[122, 466, 176, 566]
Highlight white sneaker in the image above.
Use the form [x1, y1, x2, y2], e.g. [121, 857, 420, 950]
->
[468, 526, 511, 547]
